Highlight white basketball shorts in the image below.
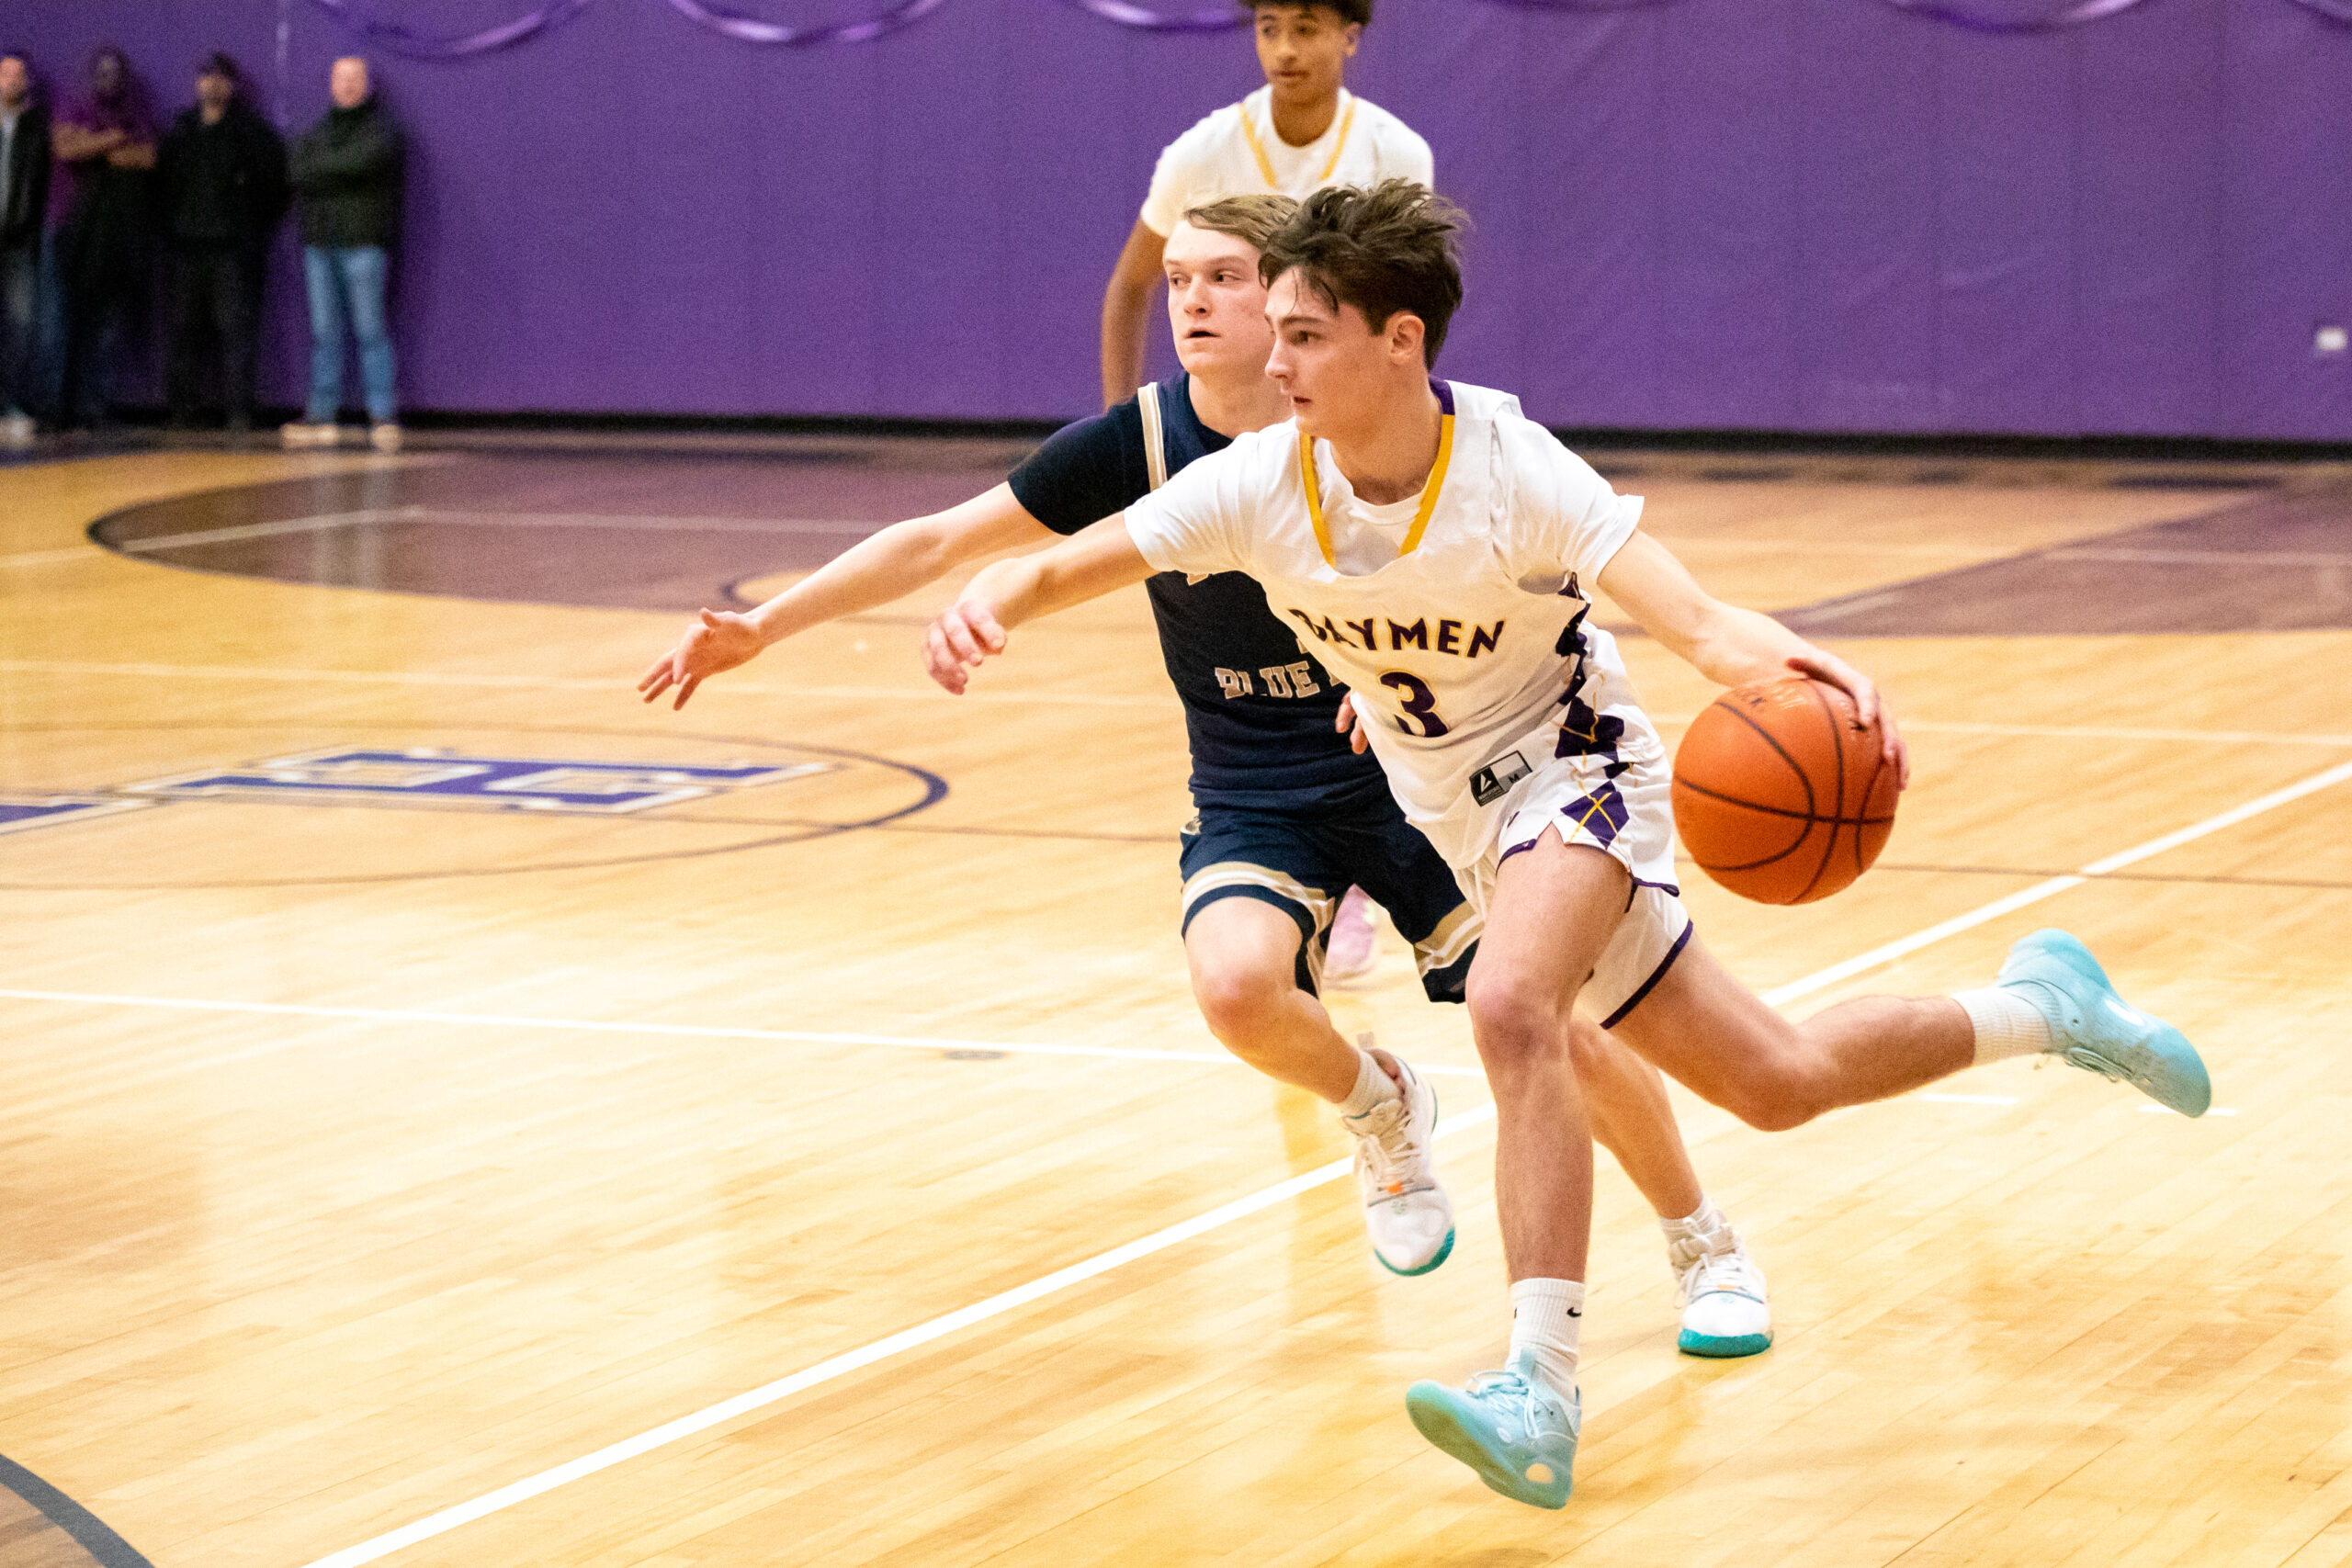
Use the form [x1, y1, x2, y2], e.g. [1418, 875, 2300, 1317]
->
[1452, 745, 1693, 1028]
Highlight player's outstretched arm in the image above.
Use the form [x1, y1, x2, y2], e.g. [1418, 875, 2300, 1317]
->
[924, 516, 1157, 694]
[637, 483, 1051, 710]
[1599, 530, 1909, 787]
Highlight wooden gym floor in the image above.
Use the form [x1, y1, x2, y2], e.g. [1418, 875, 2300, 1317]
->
[2, 435, 2349, 1568]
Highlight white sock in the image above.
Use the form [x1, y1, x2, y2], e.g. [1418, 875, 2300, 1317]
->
[1660, 1194, 1725, 1244]
[1956, 987, 2055, 1066]
[1508, 1278, 1584, 1397]
[1339, 1048, 1402, 1121]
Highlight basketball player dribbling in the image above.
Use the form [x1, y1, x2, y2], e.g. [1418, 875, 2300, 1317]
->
[922, 182, 2213, 1509]
[642, 195, 1778, 1360]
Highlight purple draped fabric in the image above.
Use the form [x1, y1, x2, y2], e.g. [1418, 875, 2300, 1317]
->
[662, 0, 956, 47]
[12, 0, 2352, 438]
[1058, 0, 1244, 31]
[304, 0, 594, 58]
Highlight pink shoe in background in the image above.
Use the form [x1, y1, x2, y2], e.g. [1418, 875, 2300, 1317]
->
[1325, 886, 1382, 984]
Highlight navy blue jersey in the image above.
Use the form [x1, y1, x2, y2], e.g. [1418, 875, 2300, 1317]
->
[1009, 374, 1388, 812]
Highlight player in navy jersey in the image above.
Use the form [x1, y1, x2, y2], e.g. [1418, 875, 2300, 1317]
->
[639, 195, 1771, 1348]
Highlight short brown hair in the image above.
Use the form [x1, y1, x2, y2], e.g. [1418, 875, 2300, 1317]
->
[1258, 181, 1465, 367]
[1178, 193, 1300, 256]
[1241, 0, 1374, 25]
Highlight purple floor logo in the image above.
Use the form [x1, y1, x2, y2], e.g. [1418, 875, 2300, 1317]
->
[0, 797, 157, 837]
[125, 749, 830, 815]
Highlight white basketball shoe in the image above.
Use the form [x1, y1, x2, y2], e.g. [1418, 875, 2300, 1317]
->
[1343, 1052, 1454, 1275]
[1667, 1208, 1772, 1358]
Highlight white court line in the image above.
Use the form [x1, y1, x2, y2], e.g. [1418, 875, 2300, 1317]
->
[113, 508, 424, 550]
[0, 545, 108, 570]
[115, 509, 886, 552]
[0, 990, 1488, 1078]
[0, 660, 1170, 709]
[1890, 719, 2352, 750]
[235, 754, 2345, 1568]
[290, 1103, 1496, 1568]
[1760, 757, 2352, 1009]
[12, 660, 2352, 745]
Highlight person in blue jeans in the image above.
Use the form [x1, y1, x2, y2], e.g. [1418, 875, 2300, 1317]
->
[0, 51, 53, 443]
[285, 56, 403, 452]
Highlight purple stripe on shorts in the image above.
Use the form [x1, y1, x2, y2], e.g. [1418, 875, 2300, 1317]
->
[1599, 919, 1694, 1030]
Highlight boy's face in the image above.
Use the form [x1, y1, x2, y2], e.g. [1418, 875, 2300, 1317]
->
[1164, 221, 1275, 381]
[1263, 268, 1419, 439]
[1253, 4, 1359, 106]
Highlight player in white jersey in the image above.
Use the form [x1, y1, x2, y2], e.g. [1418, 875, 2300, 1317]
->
[1100, 0, 1430, 406]
[925, 182, 2213, 1510]
[642, 196, 1771, 1348]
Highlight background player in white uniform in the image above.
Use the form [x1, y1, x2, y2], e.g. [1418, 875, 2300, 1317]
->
[643, 195, 1772, 1351]
[1100, 0, 1430, 407]
[923, 182, 2215, 1511]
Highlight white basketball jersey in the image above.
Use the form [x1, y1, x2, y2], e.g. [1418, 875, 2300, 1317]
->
[1125, 380, 1663, 869]
[1137, 87, 1435, 238]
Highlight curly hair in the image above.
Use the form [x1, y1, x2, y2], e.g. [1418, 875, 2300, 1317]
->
[1257, 180, 1466, 367]
[1238, 0, 1375, 27]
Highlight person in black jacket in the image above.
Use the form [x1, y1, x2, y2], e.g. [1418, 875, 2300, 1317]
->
[158, 52, 287, 432]
[285, 56, 403, 451]
[0, 50, 50, 441]
[50, 46, 155, 432]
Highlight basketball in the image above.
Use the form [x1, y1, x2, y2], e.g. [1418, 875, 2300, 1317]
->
[1671, 676, 1899, 905]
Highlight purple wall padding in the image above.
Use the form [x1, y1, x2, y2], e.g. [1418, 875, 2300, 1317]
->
[15, 0, 2352, 436]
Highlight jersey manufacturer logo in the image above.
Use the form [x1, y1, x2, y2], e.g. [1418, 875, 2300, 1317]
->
[125, 748, 828, 815]
[1469, 751, 1532, 807]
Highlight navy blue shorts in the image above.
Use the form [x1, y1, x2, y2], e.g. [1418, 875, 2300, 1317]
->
[1178, 794, 1478, 1003]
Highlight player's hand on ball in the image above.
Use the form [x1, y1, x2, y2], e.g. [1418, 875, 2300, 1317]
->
[638, 608, 763, 710]
[1784, 650, 1908, 790]
[923, 600, 1008, 694]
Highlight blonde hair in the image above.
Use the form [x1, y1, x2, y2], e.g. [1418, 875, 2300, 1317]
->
[1178, 193, 1301, 256]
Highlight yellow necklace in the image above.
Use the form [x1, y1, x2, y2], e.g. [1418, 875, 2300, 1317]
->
[1238, 92, 1358, 191]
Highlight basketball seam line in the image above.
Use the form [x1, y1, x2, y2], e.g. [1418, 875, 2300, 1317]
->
[1791, 682, 1846, 905]
[1671, 775, 1896, 825]
[1720, 701, 1820, 820]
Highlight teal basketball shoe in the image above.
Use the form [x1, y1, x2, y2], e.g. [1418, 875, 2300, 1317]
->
[1405, 1350, 1579, 1509]
[1996, 930, 2211, 1117]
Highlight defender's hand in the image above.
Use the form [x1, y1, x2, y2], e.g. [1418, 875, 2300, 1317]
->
[639, 608, 763, 711]
[922, 601, 1008, 694]
[1785, 651, 1908, 790]
[1333, 692, 1369, 755]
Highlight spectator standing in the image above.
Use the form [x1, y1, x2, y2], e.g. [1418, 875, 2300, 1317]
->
[0, 51, 51, 444]
[51, 46, 156, 431]
[157, 53, 287, 432]
[285, 56, 403, 452]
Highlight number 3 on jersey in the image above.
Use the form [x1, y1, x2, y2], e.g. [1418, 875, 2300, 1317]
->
[1378, 671, 1451, 738]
